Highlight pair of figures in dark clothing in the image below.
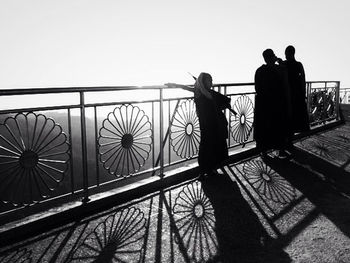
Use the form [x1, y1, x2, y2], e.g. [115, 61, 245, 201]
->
[165, 73, 232, 176]
[254, 46, 309, 158]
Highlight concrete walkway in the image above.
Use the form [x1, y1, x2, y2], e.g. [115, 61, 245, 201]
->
[1, 123, 350, 262]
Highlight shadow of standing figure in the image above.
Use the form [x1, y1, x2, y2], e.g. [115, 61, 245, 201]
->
[201, 174, 291, 262]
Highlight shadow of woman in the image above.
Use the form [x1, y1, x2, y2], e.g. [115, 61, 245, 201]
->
[201, 174, 291, 263]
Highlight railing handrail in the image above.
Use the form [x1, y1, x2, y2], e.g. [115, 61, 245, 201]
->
[0, 80, 340, 96]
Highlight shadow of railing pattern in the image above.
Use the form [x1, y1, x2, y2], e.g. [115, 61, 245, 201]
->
[295, 124, 350, 169]
[224, 156, 317, 240]
[68, 207, 146, 262]
[0, 174, 291, 262]
[0, 248, 32, 263]
[2, 123, 350, 262]
[172, 181, 217, 262]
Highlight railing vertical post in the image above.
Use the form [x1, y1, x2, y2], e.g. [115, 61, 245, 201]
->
[80, 91, 90, 202]
[306, 81, 311, 116]
[159, 87, 164, 176]
[224, 85, 231, 147]
[335, 81, 341, 120]
[323, 82, 328, 121]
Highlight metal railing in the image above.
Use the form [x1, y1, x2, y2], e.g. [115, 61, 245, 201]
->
[307, 81, 340, 125]
[0, 81, 340, 222]
[340, 88, 350, 104]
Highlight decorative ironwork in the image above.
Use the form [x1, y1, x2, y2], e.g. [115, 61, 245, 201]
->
[309, 90, 324, 123]
[0, 112, 69, 206]
[324, 89, 336, 118]
[0, 247, 32, 263]
[170, 99, 200, 159]
[230, 95, 254, 143]
[309, 88, 337, 124]
[69, 207, 146, 263]
[243, 159, 296, 204]
[173, 181, 217, 262]
[99, 105, 152, 177]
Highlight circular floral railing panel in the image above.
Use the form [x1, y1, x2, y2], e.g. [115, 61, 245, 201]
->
[243, 159, 296, 204]
[170, 99, 200, 159]
[173, 181, 217, 262]
[0, 112, 69, 206]
[70, 207, 146, 262]
[230, 95, 254, 144]
[99, 105, 152, 177]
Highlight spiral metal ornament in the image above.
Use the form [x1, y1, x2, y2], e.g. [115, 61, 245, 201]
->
[0, 113, 69, 206]
[99, 105, 152, 177]
[170, 99, 200, 159]
[70, 207, 146, 262]
[173, 181, 217, 262]
[243, 159, 296, 204]
[230, 95, 254, 144]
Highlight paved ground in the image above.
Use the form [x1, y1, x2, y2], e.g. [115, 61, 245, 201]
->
[1, 123, 350, 262]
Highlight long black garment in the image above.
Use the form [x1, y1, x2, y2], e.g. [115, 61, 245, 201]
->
[195, 90, 230, 173]
[254, 64, 290, 151]
[284, 60, 310, 132]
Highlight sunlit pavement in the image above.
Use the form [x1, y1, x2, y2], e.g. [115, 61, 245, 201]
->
[1, 123, 350, 262]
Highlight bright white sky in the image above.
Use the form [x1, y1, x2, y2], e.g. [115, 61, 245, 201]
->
[0, 0, 349, 89]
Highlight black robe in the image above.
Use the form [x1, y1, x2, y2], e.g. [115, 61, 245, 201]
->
[254, 64, 291, 151]
[284, 60, 310, 132]
[194, 90, 231, 173]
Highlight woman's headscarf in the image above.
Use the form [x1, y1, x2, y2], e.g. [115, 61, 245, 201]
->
[194, 72, 213, 99]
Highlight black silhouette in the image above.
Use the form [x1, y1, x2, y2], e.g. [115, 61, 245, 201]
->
[278, 45, 310, 134]
[193, 73, 232, 175]
[165, 73, 233, 175]
[254, 49, 291, 158]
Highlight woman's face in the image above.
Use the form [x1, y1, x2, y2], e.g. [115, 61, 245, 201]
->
[203, 76, 213, 89]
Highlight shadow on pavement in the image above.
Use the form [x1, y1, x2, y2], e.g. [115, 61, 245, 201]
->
[200, 174, 291, 262]
[0, 173, 292, 263]
[263, 149, 350, 240]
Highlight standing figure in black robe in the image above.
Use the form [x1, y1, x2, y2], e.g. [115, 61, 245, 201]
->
[193, 72, 231, 175]
[279, 45, 310, 133]
[165, 72, 232, 175]
[254, 49, 291, 158]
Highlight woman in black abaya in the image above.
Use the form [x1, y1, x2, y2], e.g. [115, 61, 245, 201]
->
[166, 72, 232, 176]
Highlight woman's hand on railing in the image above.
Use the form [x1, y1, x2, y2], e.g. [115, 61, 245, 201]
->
[164, 83, 178, 89]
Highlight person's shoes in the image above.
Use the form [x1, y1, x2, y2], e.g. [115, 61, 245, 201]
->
[276, 150, 292, 160]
